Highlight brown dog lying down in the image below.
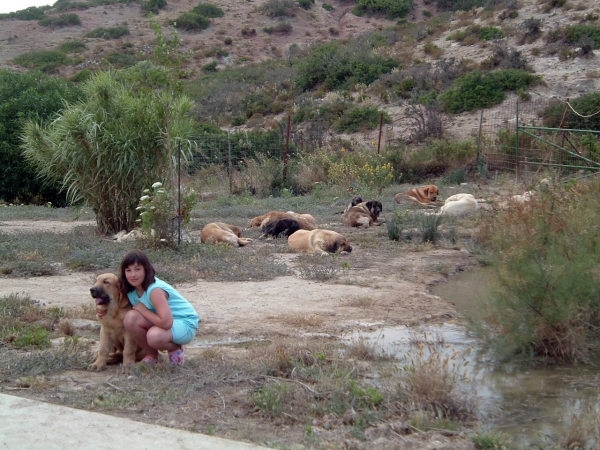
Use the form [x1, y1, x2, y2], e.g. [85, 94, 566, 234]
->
[201, 222, 252, 247]
[288, 229, 352, 256]
[394, 184, 440, 207]
[89, 273, 142, 371]
[343, 200, 384, 228]
[249, 211, 316, 230]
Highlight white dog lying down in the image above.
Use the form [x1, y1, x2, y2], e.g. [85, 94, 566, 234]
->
[438, 193, 479, 216]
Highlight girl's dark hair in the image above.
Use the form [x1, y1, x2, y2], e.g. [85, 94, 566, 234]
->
[119, 249, 156, 295]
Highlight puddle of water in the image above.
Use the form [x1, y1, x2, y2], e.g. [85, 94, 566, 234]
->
[346, 268, 600, 449]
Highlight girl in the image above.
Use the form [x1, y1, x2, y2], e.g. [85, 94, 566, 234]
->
[120, 249, 199, 365]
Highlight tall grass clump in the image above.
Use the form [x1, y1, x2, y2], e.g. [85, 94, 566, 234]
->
[475, 181, 600, 363]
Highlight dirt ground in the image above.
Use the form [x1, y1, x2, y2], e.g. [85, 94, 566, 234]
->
[0, 215, 480, 449]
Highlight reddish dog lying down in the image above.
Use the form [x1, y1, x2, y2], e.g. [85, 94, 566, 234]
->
[288, 229, 352, 256]
[393, 184, 439, 207]
[249, 211, 316, 230]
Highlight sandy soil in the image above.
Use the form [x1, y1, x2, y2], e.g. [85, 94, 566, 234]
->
[0, 219, 474, 344]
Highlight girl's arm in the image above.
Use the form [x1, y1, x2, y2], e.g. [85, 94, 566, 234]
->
[132, 288, 174, 330]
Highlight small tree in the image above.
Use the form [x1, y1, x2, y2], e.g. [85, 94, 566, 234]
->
[21, 63, 195, 235]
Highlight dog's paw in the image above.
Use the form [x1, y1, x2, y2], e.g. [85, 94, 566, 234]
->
[87, 362, 106, 372]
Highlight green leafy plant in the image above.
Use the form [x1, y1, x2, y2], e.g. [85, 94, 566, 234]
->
[84, 26, 130, 39]
[141, 0, 167, 14]
[13, 50, 70, 73]
[192, 2, 225, 17]
[260, 0, 296, 17]
[59, 40, 87, 53]
[39, 13, 81, 27]
[173, 11, 211, 31]
[352, 0, 412, 19]
[440, 69, 542, 113]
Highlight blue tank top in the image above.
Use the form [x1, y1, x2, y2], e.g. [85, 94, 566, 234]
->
[127, 277, 199, 328]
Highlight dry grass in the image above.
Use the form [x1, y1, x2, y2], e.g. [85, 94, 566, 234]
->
[280, 313, 324, 328]
[345, 295, 378, 308]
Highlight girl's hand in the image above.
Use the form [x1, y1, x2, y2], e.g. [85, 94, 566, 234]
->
[133, 303, 148, 313]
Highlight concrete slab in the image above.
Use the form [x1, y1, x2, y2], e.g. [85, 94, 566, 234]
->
[0, 393, 267, 450]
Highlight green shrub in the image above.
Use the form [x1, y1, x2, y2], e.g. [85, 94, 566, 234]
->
[13, 50, 70, 73]
[0, 6, 50, 20]
[193, 2, 225, 17]
[322, 3, 334, 11]
[333, 106, 391, 133]
[297, 0, 315, 9]
[85, 26, 130, 39]
[0, 70, 81, 204]
[477, 182, 600, 363]
[38, 13, 81, 27]
[105, 51, 139, 68]
[263, 22, 293, 34]
[435, 0, 484, 11]
[260, 0, 296, 17]
[563, 24, 600, 49]
[296, 40, 397, 91]
[440, 69, 542, 113]
[70, 69, 95, 83]
[173, 12, 211, 31]
[478, 26, 504, 40]
[540, 92, 600, 130]
[59, 40, 87, 53]
[202, 60, 219, 72]
[141, 0, 167, 14]
[352, 0, 412, 19]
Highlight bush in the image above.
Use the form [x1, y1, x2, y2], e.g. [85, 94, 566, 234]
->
[173, 12, 211, 31]
[352, 0, 412, 19]
[0, 6, 50, 20]
[13, 50, 70, 73]
[563, 24, 600, 49]
[263, 22, 292, 34]
[477, 183, 600, 363]
[322, 3, 334, 11]
[105, 51, 139, 68]
[202, 60, 219, 72]
[59, 40, 87, 53]
[440, 69, 542, 113]
[435, 0, 484, 11]
[85, 26, 130, 39]
[0, 70, 82, 204]
[296, 40, 398, 91]
[297, 0, 315, 9]
[333, 106, 391, 133]
[38, 13, 81, 27]
[192, 3, 225, 17]
[540, 92, 600, 130]
[260, 0, 296, 17]
[141, 0, 167, 14]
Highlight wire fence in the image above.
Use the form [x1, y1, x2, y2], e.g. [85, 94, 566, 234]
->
[186, 98, 600, 191]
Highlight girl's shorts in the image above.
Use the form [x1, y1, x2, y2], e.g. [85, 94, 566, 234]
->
[171, 319, 198, 345]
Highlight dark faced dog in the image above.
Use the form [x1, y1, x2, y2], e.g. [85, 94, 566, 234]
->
[262, 218, 301, 239]
[343, 200, 384, 227]
[89, 273, 141, 371]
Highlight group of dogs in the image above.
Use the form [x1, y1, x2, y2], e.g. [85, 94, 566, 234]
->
[88, 184, 480, 370]
[198, 183, 478, 256]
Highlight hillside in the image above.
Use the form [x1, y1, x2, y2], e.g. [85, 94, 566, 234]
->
[1, 0, 599, 144]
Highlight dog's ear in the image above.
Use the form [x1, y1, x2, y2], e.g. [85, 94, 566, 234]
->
[119, 292, 130, 309]
[365, 200, 374, 210]
[326, 239, 340, 253]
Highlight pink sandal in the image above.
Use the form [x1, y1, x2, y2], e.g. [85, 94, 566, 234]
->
[139, 355, 158, 366]
[169, 348, 185, 365]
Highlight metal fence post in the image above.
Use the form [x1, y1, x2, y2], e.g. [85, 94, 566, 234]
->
[227, 129, 232, 194]
[283, 115, 290, 184]
[377, 113, 383, 155]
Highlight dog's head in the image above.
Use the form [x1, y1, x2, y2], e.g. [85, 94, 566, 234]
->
[249, 216, 264, 228]
[90, 273, 129, 315]
[365, 200, 383, 218]
[350, 196, 363, 207]
[423, 185, 439, 202]
[328, 236, 353, 254]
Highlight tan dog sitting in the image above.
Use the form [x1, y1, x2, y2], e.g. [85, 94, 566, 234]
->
[394, 185, 440, 207]
[89, 273, 140, 371]
[200, 222, 252, 247]
[288, 229, 352, 256]
[249, 211, 316, 230]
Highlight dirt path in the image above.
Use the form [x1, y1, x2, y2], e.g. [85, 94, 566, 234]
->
[0, 247, 475, 341]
